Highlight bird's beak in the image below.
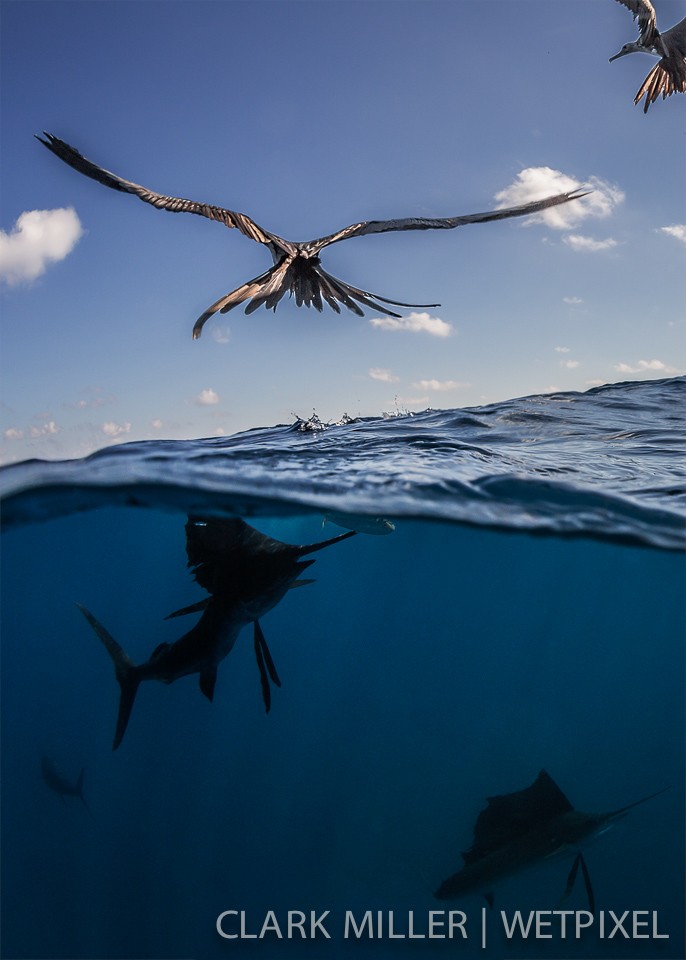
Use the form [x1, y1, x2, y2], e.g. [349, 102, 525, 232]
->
[609, 48, 628, 62]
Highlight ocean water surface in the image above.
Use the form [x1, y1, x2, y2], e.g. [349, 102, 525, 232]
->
[1, 376, 684, 960]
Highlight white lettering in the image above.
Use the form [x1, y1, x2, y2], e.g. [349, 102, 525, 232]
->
[216, 910, 239, 939]
[555, 910, 574, 938]
[535, 911, 553, 939]
[575, 911, 594, 936]
[633, 911, 649, 939]
[501, 911, 535, 938]
[652, 911, 669, 939]
[408, 911, 425, 939]
[259, 911, 282, 939]
[449, 911, 468, 938]
[607, 910, 630, 939]
[388, 912, 404, 939]
[288, 911, 306, 938]
[240, 911, 257, 938]
[310, 910, 331, 938]
[344, 910, 373, 939]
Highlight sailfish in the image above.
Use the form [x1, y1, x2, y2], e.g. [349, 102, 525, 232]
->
[36, 132, 588, 338]
[78, 517, 356, 749]
[41, 757, 94, 817]
[434, 769, 668, 910]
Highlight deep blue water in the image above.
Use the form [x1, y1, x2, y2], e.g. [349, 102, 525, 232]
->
[1, 377, 684, 960]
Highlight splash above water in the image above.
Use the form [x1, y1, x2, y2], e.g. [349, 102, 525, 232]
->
[1, 378, 684, 551]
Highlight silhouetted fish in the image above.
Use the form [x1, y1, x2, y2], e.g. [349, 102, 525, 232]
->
[78, 518, 356, 749]
[434, 769, 667, 909]
[41, 757, 93, 817]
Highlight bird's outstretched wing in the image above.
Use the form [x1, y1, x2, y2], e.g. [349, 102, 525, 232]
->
[302, 189, 590, 254]
[634, 55, 686, 110]
[36, 132, 289, 251]
[614, 0, 661, 49]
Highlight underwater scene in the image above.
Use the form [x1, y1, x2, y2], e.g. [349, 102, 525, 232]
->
[1, 376, 684, 960]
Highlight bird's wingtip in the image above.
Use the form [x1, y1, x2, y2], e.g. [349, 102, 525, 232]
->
[35, 131, 59, 149]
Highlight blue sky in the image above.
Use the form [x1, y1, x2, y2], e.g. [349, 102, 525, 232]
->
[1, 0, 684, 463]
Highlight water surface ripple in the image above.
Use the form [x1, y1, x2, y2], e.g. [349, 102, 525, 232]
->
[1, 377, 684, 550]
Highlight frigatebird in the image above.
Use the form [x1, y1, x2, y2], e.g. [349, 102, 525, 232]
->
[36, 132, 588, 337]
[41, 757, 93, 817]
[610, 0, 686, 111]
[434, 769, 668, 910]
[77, 517, 355, 749]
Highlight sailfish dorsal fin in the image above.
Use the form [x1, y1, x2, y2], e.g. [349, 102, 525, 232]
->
[462, 770, 573, 865]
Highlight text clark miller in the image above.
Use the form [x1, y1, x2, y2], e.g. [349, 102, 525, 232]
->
[216, 908, 669, 942]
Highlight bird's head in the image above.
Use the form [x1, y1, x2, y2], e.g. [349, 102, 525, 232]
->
[609, 40, 643, 61]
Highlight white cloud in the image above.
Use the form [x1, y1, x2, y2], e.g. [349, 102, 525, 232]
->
[560, 360, 580, 369]
[495, 168, 624, 230]
[212, 325, 231, 344]
[151, 418, 163, 429]
[395, 395, 430, 407]
[102, 421, 131, 437]
[0, 208, 83, 285]
[554, 346, 571, 353]
[369, 367, 399, 383]
[195, 388, 220, 405]
[614, 359, 679, 375]
[563, 296, 584, 305]
[660, 224, 686, 244]
[4, 428, 23, 440]
[563, 235, 618, 252]
[411, 378, 470, 391]
[29, 421, 59, 438]
[585, 379, 606, 387]
[369, 311, 453, 337]
[70, 391, 110, 410]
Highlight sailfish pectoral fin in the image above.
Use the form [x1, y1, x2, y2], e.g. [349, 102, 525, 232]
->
[254, 621, 281, 714]
[578, 853, 595, 915]
[199, 666, 218, 702]
[254, 624, 271, 713]
[255, 621, 281, 688]
[164, 598, 210, 620]
[560, 853, 595, 915]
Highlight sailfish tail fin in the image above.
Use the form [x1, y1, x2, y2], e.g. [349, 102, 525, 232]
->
[76, 604, 141, 751]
